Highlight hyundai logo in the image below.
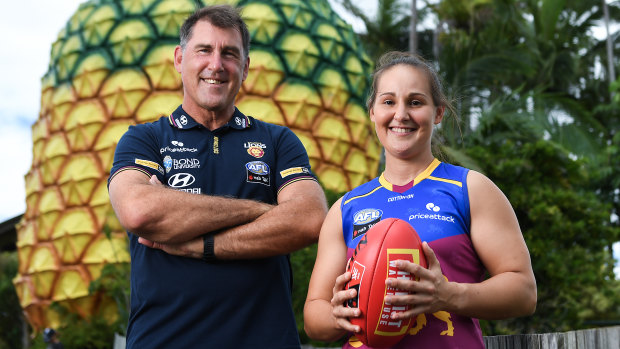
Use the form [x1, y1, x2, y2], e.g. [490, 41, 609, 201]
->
[168, 173, 195, 188]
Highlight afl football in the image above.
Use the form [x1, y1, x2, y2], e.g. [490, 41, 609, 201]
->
[345, 218, 427, 347]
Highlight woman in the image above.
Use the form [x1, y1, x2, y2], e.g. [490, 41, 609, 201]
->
[303, 51, 536, 348]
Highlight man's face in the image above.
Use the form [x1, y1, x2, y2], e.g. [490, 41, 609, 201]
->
[174, 20, 249, 116]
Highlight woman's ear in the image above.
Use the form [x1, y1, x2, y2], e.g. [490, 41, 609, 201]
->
[434, 106, 445, 124]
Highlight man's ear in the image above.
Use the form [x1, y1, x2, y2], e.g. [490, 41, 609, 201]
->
[242, 56, 250, 81]
[174, 45, 183, 73]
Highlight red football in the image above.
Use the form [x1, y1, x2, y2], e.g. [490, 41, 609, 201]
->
[345, 218, 427, 348]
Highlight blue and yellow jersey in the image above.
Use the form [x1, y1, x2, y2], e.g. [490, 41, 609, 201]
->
[341, 159, 485, 348]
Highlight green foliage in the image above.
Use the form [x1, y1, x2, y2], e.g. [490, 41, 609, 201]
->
[0, 252, 26, 349]
[292, 244, 345, 347]
[612, 78, 620, 104]
[459, 117, 620, 333]
[291, 244, 315, 343]
[425, 0, 620, 332]
[35, 303, 116, 349]
[292, 187, 346, 346]
[88, 262, 131, 336]
[28, 261, 130, 349]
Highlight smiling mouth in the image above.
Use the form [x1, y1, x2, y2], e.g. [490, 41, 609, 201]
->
[390, 127, 416, 133]
[201, 78, 223, 85]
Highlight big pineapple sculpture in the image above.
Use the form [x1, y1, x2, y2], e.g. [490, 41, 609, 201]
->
[14, 0, 380, 331]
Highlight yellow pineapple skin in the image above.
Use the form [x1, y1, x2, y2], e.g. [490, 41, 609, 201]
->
[15, 0, 379, 331]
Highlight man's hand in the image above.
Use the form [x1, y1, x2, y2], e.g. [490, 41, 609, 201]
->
[138, 236, 203, 259]
[148, 175, 164, 187]
[135, 177, 204, 258]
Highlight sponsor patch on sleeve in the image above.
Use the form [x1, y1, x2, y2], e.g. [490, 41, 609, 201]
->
[135, 158, 164, 175]
[280, 167, 310, 178]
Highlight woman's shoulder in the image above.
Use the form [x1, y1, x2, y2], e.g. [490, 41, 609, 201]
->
[429, 161, 471, 187]
[465, 169, 508, 206]
[436, 161, 470, 175]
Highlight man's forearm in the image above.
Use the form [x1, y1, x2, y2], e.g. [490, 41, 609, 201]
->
[110, 173, 273, 244]
[142, 187, 273, 244]
[213, 180, 327, 259]
[137, 180, 328, 260]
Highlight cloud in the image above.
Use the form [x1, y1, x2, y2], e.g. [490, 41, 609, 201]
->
[0, 0, 84, 222]
[0, 113, 33, 221]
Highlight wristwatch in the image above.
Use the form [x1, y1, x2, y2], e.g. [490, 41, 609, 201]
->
[202, 233, 216, 263]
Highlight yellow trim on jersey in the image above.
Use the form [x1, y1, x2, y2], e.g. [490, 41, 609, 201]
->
[427, 176, 463, 187]
[378, 174, 393, 190]
[422, 159, 463, 187]
[378, 158, 442, 190]
[343, 185, 383, 205]
[415, 158, 441, 183]
[379, 159, 463, 191]
[346, 159, 463, 204]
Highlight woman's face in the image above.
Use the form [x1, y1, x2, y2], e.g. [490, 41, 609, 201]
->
[369, 64, 444, 161]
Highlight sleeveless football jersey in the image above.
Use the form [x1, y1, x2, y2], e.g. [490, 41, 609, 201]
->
[341, 159, 485, 349]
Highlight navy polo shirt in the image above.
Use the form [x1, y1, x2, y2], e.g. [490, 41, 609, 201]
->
[109, 105, 316, 348]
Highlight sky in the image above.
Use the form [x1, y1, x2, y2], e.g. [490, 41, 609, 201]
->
[0, 0, 86, 223]
[0, 1, 618, 273]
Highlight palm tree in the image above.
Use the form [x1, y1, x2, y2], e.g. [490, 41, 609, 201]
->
[433, 0, 614, 150]
[410, 0, 418, 53]
[337, 0, 412, 60]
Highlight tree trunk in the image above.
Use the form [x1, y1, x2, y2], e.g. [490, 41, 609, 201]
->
[21, 311, 29, 349]
[410, 0, 417, 53]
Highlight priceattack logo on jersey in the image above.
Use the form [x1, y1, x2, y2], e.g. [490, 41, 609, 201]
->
[408, 203, 455, 223]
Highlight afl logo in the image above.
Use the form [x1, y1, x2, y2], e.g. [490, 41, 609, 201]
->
[245, 161, 269, 175]
[168, 173, 195, 188]
[353, 209, 383, 225]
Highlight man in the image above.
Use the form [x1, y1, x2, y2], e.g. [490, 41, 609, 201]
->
[108, 5, 328, 348]
[43, 328, 64, 349]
